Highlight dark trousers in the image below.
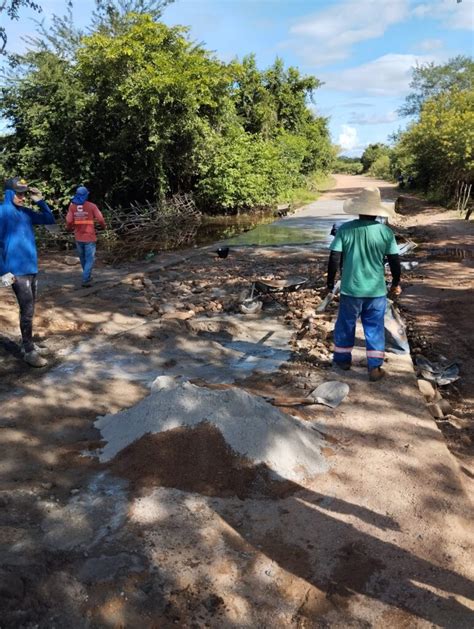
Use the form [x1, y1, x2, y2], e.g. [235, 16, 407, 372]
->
[12, 274, 37, 353]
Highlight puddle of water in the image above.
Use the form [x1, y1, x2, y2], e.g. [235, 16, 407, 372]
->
[226, 224, 331, 247]
[134, 211, 344, 252]
[195, 212, 275, 246]
[224, 216, 348, 248]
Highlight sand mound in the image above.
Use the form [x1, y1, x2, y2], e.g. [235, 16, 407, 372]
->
[110, 422, 300, 498]
[95, 377, 328, 483]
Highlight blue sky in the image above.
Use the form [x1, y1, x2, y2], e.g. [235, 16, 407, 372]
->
[2, 0, 473, 155]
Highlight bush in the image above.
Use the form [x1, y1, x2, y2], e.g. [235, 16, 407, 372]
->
[195, 127, 309, 212]
[334, 160, 363, 175]
[368, 155, 392, 180]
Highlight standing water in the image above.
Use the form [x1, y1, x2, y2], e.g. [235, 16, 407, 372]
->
[218, 199, 350, 249]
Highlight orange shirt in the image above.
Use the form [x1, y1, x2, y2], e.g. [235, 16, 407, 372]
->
[66, 201, 106, 243]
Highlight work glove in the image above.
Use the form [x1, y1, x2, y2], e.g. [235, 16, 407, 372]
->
[388, 285, 402, 299]
[29, 187, 43, 203]
[1, 272, 15, 287]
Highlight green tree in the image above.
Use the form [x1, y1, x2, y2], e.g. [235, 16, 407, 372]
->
[76, 13, 233, 203]
[0, 5, 332, 213]
[263, 58, 321, 134]
[0, 48, 88, 203]
[360, 143, 391, 173]
[335, 157, 363, 175]
[395, 89, 474, 195]
[399, 56, 474, 117]
[232, 54, 275, 136]
[369, 154, 391, 180]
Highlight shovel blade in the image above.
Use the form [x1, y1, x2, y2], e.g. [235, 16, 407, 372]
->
[267, 379, 349, 408]
[312, 381, 349, 408]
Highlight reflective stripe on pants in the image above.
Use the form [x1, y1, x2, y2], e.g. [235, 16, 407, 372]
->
[333, 294, 387, 370]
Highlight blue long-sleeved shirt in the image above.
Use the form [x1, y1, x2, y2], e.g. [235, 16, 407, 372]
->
[0, 189, 55, 276]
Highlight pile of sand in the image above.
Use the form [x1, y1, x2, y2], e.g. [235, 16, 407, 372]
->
[95, 376, 328, 485]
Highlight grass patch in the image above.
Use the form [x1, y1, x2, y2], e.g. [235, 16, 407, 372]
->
[283, 173, 336, 208]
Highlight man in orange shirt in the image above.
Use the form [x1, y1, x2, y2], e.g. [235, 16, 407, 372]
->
[66, 186, 106, 287]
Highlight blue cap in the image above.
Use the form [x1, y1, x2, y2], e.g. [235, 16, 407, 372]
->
[5, 177, 29, 193]
[72, 185, 90, 204]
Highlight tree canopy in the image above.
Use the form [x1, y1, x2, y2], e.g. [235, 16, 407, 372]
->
[399, 56, 474, 117]
[360, 143, 391, 173]
[393, 89, 473, 194]
[0, 5, 333, 212]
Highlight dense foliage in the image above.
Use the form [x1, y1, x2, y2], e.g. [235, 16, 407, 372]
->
[399, 55, 474, 118]
[0, 4, 333, 213]
[334, 156, 363, 175]
[392, 58, 474, 201]
[360, 143, 391, 174]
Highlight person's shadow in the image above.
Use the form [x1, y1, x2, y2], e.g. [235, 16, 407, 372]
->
[214, 478, 474, 627]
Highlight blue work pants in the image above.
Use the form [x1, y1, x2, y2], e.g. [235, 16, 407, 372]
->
[333, 295, 386, 370]
[76, 241, 96, 283]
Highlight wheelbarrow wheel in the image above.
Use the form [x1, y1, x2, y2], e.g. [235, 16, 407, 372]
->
[240, 298, 263, 315]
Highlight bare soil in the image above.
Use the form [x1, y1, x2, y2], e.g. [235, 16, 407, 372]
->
[110, 423, 298, 499]
[393, 193, 474, 462]
[0, 174, 472, 628]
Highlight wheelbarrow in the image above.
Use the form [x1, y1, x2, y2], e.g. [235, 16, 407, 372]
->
[240, 275, 308, 314]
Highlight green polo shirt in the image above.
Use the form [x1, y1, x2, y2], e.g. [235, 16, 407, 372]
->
[330, 219, 399, 297]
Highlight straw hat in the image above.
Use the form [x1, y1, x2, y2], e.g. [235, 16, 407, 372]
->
[343, 187, 395, 218]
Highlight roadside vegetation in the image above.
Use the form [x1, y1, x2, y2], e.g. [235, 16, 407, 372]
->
[336, 56, 473, 214]
[0, 0, 334, 214]
[0, 2, 471, 218]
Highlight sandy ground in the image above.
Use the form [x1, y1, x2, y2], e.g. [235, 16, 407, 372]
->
[0, 174, 472, 628]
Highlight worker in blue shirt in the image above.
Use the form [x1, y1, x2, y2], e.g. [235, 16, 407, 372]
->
[0, 177, 55, 367]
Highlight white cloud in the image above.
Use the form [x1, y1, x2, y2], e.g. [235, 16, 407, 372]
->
[338, 124, 359, 151]
[340, 102, 375, 108]
[348, 110, 399, 125]
[412, 3, 431, 18]
[412, 0, 474, 30]
[324, 53, 435, 95]
[289, 0, 409, 66]
[417, 38, 444, 51]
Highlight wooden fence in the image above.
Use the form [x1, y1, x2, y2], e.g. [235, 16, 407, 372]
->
[38, 193, 203, 260]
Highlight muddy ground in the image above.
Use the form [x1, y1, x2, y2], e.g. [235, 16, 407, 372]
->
[0, 175, 472, 628]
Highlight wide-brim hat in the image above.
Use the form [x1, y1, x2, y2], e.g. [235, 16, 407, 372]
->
[343, 187, 395, 218]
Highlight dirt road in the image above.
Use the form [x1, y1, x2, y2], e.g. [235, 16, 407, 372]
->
[0, 175, 472, 627]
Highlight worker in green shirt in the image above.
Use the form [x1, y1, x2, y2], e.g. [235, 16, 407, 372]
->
[326, 187, 401, 382]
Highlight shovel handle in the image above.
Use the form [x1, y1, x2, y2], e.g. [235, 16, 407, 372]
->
[267, 395, 316, 407]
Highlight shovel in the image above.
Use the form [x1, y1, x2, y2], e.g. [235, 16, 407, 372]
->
[267, 380, 349, 409]
[316, 281, 340, 313]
